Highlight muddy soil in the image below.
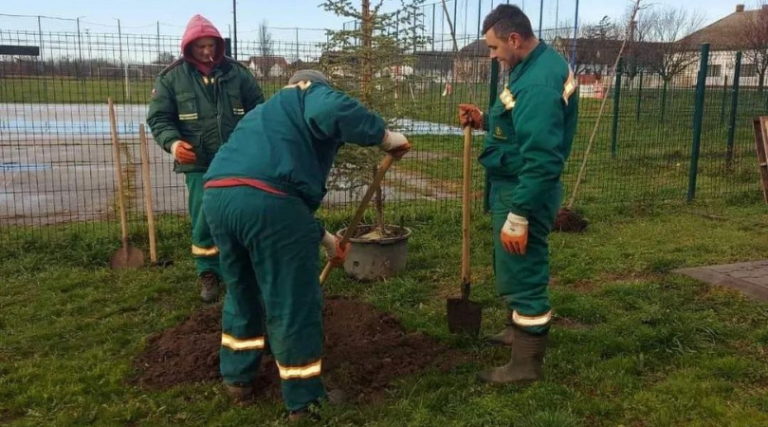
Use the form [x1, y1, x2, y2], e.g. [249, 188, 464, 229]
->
[132, 298, 468, 402]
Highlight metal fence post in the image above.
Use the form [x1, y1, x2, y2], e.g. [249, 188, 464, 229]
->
[660, 79, 668, 123]
[611, 57, 623, 159]
[635, 70, 643, 122]
[484, 58, 500, 213]
[688, 43, 710, 202]
[720, 74, 728, 125]
[726, 51, 742, 169]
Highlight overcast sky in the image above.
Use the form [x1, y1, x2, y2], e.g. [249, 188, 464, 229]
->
[0, 0, 752, 44]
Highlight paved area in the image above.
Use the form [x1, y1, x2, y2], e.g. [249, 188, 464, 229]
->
[674, 260, 768, 301]
[0, 103, 465, 225]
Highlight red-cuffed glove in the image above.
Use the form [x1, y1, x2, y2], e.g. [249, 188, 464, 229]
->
[500, 212, 528, 255]
[321, 230, 350, 267]
[171, 140, 196, 164]
[381, 130, 412, 160]
[459, 104, 483, 130]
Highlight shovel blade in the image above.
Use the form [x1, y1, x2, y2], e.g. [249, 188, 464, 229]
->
[109, 246, 145, 269]
[447, 297, 482, 336]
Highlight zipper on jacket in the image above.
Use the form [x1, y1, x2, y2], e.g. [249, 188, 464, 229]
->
[214, 77, 223, 144]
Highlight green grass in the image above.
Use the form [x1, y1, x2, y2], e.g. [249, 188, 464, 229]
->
[1, 200, 767, 426]
[395, 83, 766, 207]
[0, 77, 290, 104]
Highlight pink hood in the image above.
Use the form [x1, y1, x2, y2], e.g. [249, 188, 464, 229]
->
[181, 14, 225, 75]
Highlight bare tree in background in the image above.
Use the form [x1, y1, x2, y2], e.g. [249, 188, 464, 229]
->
[642, 6, 704, 84]
[153, 52, 176, 65]
[582, 16, 620, 81]
[258, 21, 274, 77]
[621, 3, 651, 86]
[739, 2, 768, 94]
[552, 16, 619, 78]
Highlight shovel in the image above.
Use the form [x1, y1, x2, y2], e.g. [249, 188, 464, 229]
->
[319, 153, 395, 284]
[446, 126, 482, 336]
[108, 98, 145, 269]
[138, 123, 173, 268]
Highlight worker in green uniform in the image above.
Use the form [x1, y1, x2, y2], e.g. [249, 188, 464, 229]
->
[147, 14, 264, 303]
[459, 4, 578, 384]
[201, 70, 411, 420]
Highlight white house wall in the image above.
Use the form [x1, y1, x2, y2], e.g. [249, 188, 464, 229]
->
[671, 50, 765, 88]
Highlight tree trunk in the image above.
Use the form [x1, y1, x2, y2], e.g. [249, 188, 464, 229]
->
[374, 164, 385, 235]
[360, 0, 373, 107]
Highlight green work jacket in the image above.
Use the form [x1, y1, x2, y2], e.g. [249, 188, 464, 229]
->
[147, 58, 264, 173]
[479, 41, 579, 218]
[204, 82, 387, 212]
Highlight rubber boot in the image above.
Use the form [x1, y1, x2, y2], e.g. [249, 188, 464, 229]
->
[224, 383, 254, 406]
[477, 327, 547, 384]
[199, 272, 220, 303]
[287, 389, 346, 422]
[486, 326, 515, 346]
[486, 311, 515, 346]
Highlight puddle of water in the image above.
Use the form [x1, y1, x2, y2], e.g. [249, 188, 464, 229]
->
[393, 118, 486, 136]
[0, 162, 52, 171]
[0, 116, 478, 137]
[0, 119, 140, 135]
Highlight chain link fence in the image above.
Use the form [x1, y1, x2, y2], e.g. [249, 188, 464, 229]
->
[1, 16, 766, 242]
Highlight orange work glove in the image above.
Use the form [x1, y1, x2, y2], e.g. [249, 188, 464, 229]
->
[381, 130, 412, 160]
[171, 141, 197, 164]
[458, 104, 483, 130]
[500, 212, 529, 255]
[321, 230, 350, 267]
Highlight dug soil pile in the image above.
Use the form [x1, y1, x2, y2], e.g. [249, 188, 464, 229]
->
[133, 298, 468, 402]
[553, 207, 589, 233]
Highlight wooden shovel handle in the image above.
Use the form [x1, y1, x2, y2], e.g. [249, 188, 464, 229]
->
[461, 126, 471, 289]
[108, 98, 129, 250]
[319, 153, 396, 284]
[139, 124, 157, 263]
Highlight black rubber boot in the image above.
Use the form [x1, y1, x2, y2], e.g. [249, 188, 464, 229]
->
[486, 311, 515, 346]
[224, 383, 254, 406]
[477, 327, 548, 384]
[199, 272, 220, 303]
[287, 389, 346, 422]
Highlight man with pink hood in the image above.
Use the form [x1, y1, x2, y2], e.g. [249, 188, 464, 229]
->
[147, 14, 264, 303]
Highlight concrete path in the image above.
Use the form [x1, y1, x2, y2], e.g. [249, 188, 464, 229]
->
[674, 260, 768, 301]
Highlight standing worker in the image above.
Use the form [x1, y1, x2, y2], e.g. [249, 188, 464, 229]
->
[147, 14, 264, 303]
[201, 70, 411, 420]
[459, 4, 578, 384]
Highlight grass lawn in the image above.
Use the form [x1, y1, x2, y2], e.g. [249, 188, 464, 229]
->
[1, 199, 767, 426]
[0, 77, 293, 104]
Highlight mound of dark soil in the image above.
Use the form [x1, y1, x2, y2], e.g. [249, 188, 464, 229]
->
[553, 208, 589, 233]
[132, 298, 468, 402]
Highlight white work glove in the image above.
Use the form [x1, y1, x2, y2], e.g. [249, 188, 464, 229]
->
[380, 130, 412, 160]
[321, 230, 349, 267]
[500, 212, 529, 255]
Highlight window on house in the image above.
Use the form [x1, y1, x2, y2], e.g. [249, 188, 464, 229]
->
[707, 64, 722, 77]
[741, 63, 757, 77]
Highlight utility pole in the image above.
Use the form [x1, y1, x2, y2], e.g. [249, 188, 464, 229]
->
[538, 0, 544, 38]
[232, 0, 238, 60]
[76, 17, 83, 78]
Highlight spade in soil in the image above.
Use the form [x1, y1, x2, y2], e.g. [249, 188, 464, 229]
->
[446, 126, 482, 336]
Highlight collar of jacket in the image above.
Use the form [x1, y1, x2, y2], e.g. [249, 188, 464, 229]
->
[508, 40, 547, 85]
[183, 59, 233, 80]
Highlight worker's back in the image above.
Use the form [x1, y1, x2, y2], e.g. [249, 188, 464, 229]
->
[204, 82, 387, 212]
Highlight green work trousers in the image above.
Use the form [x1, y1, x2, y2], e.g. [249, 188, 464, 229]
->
[202, 186, 326, 412]
[490, 179, 562, 335]
[185, 172, 221, 277]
